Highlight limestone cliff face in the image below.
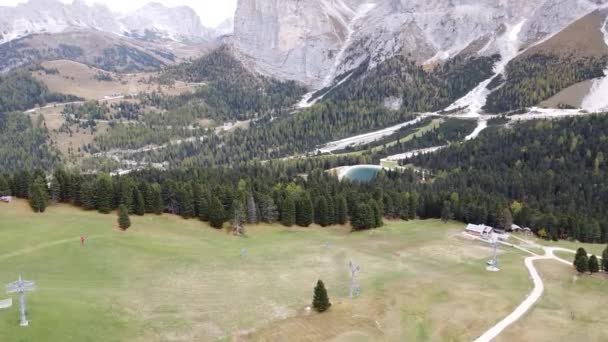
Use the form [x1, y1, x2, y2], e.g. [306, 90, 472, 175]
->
[233, 0, 368, 87]
[233, 0, 608, 88]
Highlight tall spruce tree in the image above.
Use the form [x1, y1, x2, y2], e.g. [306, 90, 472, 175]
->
[312, 280, 331, 313]
[296, 194, 314, 227]
[408, 192, 418, 220]
[314, 196, 329, 227]
[95, 173, 113, 214]
[151, 184, 163, 215]
[29, 176, 49, 213]
[370, 200, 383, 228]
[441, 201, 453, 223]
[197, 192, 210, 221]
[118, 204, 131, 230]
[280, 193, 296, 227]
[177, 186, 194, 219]
[0, 176, 10, 196]
[497, 207, 513, 231]
[326, 196, 336, 225]
[208, 196, 226, 229]
[351, 203, 373, 231]
[336, 196, 348, 225]
[133, 189, 145, 216]
[80, 181, 96, 210]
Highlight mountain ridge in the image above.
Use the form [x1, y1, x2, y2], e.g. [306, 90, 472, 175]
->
[233, 0, 608, 89]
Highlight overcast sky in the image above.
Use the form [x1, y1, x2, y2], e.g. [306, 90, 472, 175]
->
[0, 0, 238, 27]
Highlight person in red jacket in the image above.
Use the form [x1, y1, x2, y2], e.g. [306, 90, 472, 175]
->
[80, 236, 85, 247]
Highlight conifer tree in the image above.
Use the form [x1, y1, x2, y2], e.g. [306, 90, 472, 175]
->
[177, 186, 194, 219]
[29, 176, 49, 213]
[574, 248, 588, 267]
[351, 203, 373, 231]
[259, 195, 278, 223]
[602, 246, 608, 272]
[80, 181, 96, 210]
[336, 196, 348, 225]
[280, 193, 296, 227]
[151, 184, 163, 215]
[95, 173, 113, 214]
[197, 193, 210, 221]
[441, 201, 453, 223]
[575, 254, 589, 274]
[208, 196, 225, 229]
[312, 280, 331, 313]
[498, 207, 513, 231]
[0, 176, 10, 196]
[370, 200, 383, 228]
[314, 196, 329, 227]
[588, 255, 599, 274]
[408, 192, 419, 220]
[326, 196, 336, 225]
[118, 204, 131, 230]
[133, 189, 145, 216]
[296, 194, 314, 227]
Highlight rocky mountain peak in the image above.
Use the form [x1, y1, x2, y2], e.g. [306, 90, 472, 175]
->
[232, 0, 608, 88]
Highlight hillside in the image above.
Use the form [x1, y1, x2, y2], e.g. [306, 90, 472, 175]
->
[484, 11, 608, 113]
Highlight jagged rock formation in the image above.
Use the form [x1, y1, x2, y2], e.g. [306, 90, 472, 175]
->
[233, 0, 608, 89]
[0, 0, 228, 73]
[0, 0, 214, 44]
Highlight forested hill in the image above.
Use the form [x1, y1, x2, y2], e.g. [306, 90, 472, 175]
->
[0, 69, 82, 172]
[407, 115, 608, 243]
[0, 70, 81, 113]
[157, 47, 306, 118]
[323, 55, 499, 112]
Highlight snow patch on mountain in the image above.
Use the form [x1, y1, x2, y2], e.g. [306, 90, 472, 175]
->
[443, 20, 527, 116]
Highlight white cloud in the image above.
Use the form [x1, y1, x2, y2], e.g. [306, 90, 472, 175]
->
[0, 0, 237, 27]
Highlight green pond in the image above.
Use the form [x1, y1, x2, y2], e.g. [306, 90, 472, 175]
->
[343, 165, 382, 182]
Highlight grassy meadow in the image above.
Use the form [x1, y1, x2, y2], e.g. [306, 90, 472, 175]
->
[0, 199, 562, 341]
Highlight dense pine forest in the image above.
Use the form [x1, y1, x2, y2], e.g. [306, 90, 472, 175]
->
[2, 115, 608, 243]
[157, 47, 307, 120]
[325, 55, 499, 112]
[406, 115, 608, 242]
[0, 70, 81, 113]
[0, 112, 59, 172]
[484, 54, 608, 113]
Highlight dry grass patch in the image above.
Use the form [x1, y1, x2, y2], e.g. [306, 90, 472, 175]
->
[497, 260, 608, 342]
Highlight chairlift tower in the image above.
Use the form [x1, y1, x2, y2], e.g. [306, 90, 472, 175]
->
[348, 261, 361, 298]
[486, 234, 500, 272]
[6, 276, 35, 326]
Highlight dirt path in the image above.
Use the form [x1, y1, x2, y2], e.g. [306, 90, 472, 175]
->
[472, 235, 593, 341]
[474, 254, 549, 342]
